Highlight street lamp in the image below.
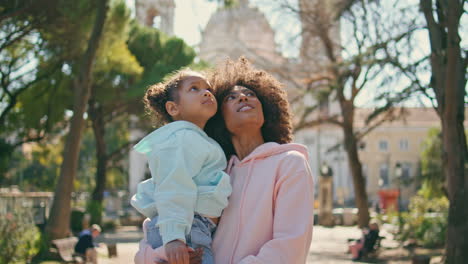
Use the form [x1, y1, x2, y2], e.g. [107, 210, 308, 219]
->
[395, 162, 403, 209]
[320, 163, 332, 177]
[319, 162, 334, 226]
[395, 162, 403, 232]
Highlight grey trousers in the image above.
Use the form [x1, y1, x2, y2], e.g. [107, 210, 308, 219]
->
[147, 215, 216, 264]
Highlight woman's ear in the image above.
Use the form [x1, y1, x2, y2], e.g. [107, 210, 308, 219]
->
[165, 101, 179, 118]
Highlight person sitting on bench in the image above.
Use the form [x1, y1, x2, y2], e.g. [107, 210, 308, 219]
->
[348, 222, 380, 261]
[74, 224, 102, 264]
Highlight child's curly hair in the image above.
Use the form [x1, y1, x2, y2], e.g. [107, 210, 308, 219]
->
[144, 69, 204, 125]
[205, 57, 293, 158]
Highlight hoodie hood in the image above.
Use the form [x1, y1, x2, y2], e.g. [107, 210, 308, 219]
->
[134, 121, 206, 154]
[228, 142, 309, 169]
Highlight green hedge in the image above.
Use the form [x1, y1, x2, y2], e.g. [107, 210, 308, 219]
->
[0, 206, 41, 264]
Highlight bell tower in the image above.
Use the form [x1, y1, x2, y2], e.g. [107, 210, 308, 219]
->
[135, 0, 175, 35]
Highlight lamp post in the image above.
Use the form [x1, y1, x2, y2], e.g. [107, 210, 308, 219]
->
[395, 162, 403, 233]
[319, 162, 334, 226]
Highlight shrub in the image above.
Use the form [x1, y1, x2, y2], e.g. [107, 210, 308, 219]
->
[0, 206, 41, 264]
[399, 195, 448, 248]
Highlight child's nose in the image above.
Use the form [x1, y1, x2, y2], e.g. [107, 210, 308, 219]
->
[203, 90, 212, 97]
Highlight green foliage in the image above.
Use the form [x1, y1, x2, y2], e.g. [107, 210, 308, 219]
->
[86, 200, 103, 226]
[0, 139, 14, 177]
[127, 23, 196, 99]
[94, 0, 143, 81]
[0, 206, 41, 264]
[24, 142, 62, 191]
[1, 0, 196, 191]
[398, 195, 448, 248]
[70, 209, 86, 234]
[102, 220, 117, 232]
[419, 128, 445, 198]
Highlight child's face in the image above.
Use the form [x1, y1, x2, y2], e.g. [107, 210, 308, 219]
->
[167, 75, 217, 128]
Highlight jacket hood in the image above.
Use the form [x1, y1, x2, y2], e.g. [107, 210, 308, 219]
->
[229, 142, 309, 168]
[134, 121, 206, 154]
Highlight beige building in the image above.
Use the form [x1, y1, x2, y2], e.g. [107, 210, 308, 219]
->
[295, 107, 468, 208]
[356, 108, 440, 206]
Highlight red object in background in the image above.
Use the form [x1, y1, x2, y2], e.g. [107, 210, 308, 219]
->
[378, 189, 400, 211]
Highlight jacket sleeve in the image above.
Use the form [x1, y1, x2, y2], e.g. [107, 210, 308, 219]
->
[238, 162, 315, 264]
[131, 179, 159, 219]
[151, 131, 205, 245]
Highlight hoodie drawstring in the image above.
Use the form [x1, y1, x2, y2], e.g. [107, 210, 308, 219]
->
[229, 157, 256, 264]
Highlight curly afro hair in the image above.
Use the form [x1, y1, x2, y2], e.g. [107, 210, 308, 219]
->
[205, 57, 293, 158]
[144, 69, 204, 125]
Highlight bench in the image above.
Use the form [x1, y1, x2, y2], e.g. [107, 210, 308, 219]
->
[50, 237, 83, 263]
[347, 235, 385, 260]
[364, 236, 386, 259]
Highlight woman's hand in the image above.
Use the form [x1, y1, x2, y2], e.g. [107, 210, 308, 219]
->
[155, 247, 203, 264]
[164, 240, 190, 264]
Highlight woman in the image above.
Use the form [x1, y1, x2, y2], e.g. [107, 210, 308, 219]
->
[135, 57, 314, 264]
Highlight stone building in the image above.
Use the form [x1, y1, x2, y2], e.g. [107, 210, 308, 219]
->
[199, 1, 285, 67]
[135, 0, 175, 35]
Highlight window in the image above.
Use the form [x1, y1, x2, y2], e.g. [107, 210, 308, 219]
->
[378, 140, 388, 151]
[399, 139, 409, 151]
[379, 163, 389, 187]
[401, 162, 412, 181]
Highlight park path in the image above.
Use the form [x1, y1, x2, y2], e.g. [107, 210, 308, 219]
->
[95, 225, 442, 264]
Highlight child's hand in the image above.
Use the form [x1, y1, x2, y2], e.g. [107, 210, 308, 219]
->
[154, 248, 203, 264]
[164, 240, 190, 264]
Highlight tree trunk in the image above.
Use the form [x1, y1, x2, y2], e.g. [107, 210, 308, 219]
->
[442, 102, 468, 263]
[340, 100, 370, 228]
[45, 0, 109, 240]
[88, 98, 107, 225]
[442, 1, 468, 261]
[420, 0, 468, 262]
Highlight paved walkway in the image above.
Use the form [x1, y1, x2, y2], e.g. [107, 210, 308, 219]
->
[95, 225, 443, 264]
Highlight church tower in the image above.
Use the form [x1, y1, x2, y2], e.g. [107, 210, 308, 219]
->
[135, 0, 175, 35]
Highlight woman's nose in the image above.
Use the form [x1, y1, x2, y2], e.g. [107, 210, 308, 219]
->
[239, 93, 248, 101]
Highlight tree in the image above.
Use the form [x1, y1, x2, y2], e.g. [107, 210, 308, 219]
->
[261, 0, 418, 227]
[86, 18, 196, 224]
[0, 0, 101, 177]
[0, 0, 64, 154]
[419, 0, 468, 262]
[45, 0, 110, 240]
[85, 0, 143, 225]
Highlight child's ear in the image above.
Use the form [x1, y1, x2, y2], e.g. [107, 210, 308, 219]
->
[165, 101, 179, 117]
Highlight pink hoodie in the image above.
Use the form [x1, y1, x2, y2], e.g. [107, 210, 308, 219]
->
[135, 142, 314, 264]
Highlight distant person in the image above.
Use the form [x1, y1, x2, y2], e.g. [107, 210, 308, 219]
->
[74, 224, 102, 264]
[348, 222, 380, 261]
[131, 69, 232, 264]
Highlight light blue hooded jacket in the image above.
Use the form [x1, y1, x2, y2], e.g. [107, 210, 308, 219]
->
[130, 121, 232, 245]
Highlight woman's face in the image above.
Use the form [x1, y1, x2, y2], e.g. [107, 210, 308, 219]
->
[221, 85, 264, 134]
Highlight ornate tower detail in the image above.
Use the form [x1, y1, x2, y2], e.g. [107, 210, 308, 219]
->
[135, 0, 175, 35]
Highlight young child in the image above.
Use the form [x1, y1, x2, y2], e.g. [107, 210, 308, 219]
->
[131, 69, 232, 264]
